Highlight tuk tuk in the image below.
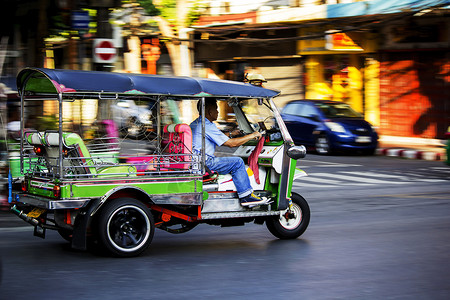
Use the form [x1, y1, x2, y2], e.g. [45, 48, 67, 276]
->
[8, 68, 309, 257]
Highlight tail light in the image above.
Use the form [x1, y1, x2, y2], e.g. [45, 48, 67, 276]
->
[21, 180, 27, 192]
[53, 185, 61, 198]
[33, 146, 45, 156]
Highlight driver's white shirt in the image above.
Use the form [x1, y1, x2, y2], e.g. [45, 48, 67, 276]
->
[190, 117, 229, 158]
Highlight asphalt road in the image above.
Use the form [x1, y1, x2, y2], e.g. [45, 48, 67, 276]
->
[0, 154, 449, 299]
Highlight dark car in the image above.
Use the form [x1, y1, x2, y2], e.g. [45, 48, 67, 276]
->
[281, 100, 378, 155]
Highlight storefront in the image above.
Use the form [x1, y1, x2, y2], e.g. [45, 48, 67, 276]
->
[298, 25, 378, 123]
[378, 16, 450, 139]
[193, 21, 303, 107]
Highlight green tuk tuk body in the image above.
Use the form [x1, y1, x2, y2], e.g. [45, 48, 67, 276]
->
[8, 68, 309, 257]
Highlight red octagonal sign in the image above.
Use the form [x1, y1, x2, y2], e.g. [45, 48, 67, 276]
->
[93, 39, 117, 63]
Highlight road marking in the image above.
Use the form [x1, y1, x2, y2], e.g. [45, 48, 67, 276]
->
[312, 172, 408, 184]
[296, 176, 344, 185]
[428, 167, 450, 173]
[340, 171, 410, 180]
[301, 160, 362, 167]
[414, 178, 447, 182]
[0, 226, 32, 233]
[292, 169, 448, 189]
[293, 182, 341, 188]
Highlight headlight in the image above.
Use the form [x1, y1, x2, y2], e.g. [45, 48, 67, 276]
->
[325, 121, 346, 133]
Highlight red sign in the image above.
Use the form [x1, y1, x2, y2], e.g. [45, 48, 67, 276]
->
[325, 32, 363, 51]
[93, 39, 117, 63]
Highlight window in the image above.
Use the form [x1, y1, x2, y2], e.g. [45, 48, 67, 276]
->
[299, 104, 317, 118]
[282, 103, 303, 116]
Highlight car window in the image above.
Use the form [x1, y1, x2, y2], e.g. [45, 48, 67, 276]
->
[282, 103, 303, 116]
[298, 104, 317, 119]
[315, 102, 362, 118]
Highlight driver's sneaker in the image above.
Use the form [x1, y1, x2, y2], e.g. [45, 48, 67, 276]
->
[240, 193, 269, 207]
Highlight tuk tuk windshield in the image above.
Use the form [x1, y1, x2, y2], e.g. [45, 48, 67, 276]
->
[226, 98, 279, 134]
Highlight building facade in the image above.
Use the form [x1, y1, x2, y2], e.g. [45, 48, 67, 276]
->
[192, 0, 450, 139]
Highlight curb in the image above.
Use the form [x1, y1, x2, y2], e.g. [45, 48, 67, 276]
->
[376, 148, 446, 161]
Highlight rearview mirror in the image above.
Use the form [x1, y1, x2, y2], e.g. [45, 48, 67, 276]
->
[287, 145, 306, 160]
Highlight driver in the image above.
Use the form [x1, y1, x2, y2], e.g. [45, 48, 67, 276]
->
[190, 98, 268, 207]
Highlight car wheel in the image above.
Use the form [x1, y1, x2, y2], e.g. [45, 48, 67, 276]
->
[266, 192, 310, 239]
[315, 134, 331, 155]
[97, 198, 154, 257]
[363, 148, 376, 155]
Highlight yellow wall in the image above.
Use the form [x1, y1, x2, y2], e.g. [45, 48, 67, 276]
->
[304, 55, 364, 114]
[348, 55, 363, 112]
[305, 56, 333, 100]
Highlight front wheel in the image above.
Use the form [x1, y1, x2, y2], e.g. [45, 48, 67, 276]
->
[266, 192, 310, 239]
[97, 198, 154, 257]
[315, 134, 331, 155]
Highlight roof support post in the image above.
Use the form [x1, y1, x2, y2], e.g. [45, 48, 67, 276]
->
[201, 97, 205, 174]
[58, 92, 63, 178]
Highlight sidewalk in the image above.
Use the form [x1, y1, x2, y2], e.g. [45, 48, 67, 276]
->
[377, 135, 448, 162]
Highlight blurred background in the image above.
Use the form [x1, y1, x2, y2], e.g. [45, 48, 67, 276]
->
[1, 0, 449, 137]
[0, 0, 449, 197]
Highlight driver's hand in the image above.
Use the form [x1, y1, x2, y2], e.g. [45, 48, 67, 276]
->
[230, 129, 242, 137]
[251, 131, 262, 141]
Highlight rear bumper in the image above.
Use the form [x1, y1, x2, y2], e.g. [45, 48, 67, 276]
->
[12, 192, 91, 210]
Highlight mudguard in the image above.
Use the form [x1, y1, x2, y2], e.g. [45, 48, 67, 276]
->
[71, 198, 101, 250]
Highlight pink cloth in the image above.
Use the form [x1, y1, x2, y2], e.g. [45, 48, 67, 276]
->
[248, 136, 265, 184]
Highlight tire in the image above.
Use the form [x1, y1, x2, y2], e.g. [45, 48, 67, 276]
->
[266, 192, 310, 239]
[97, 198, 154, 257]
[363, 148, 376, 156]
[315, 134, 331, 155]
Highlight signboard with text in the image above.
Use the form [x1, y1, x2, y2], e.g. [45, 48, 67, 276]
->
[72, 11, 90, 30]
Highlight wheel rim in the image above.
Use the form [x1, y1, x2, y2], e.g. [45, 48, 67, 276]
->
[316, 136, 329, 154]
[107, 205, 151, 252]
[279, 203, 303, 230]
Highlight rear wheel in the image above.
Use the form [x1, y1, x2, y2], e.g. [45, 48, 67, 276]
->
[266, 193, 310, 239]
[97, 198, 154, 257]
[315, 134, 331, 155]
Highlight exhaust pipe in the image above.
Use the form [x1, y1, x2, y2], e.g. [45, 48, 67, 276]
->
[10, 205, 40, 227]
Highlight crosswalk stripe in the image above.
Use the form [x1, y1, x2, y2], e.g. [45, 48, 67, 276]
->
[292, 169, 447, 188]
[292, 182, 341, 188]
[311, 172, 407, 184]
[296, 176, 344, 185]
[293, 181, 372, 187]
[339, 171, 409, 180]
[414, 178, 447, 182]
[342, 171, 446, 182]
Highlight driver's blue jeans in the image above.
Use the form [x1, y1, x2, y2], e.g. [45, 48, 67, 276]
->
[206, 156, 252, 198]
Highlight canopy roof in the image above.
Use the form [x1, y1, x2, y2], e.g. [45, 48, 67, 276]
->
[17, 68, 279, 99]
